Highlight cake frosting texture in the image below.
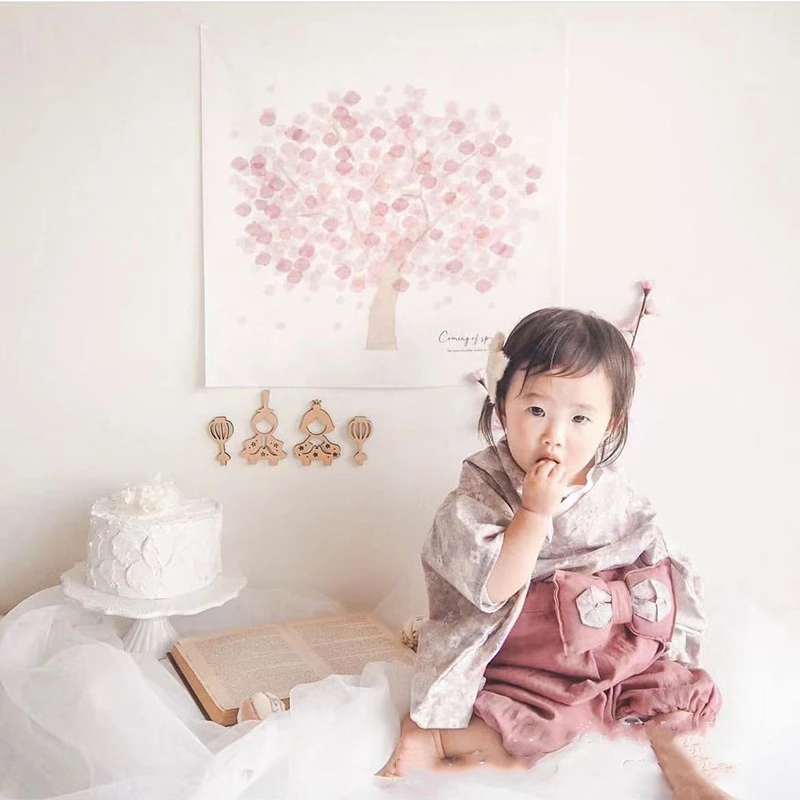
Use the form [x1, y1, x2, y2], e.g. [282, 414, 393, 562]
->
[85, 477, 222, 599]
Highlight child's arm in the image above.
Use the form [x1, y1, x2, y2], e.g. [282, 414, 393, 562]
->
[485, 459, 566, 604]
[485, 508, 551, 604]
[422, 457, 563, 613]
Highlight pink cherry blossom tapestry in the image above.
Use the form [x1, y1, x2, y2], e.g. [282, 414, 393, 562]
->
[200, 9, 566, 387]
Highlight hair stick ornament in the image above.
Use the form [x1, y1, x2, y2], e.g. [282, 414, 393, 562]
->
[241, 390, 287, 466]
[208, 416, 234, 465]
[347, 416, 373, 466]
[293, 400, 341, 466]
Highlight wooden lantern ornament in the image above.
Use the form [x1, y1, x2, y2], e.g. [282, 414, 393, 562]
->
[347, 416, 373, 466]
[208, 416, 235, 466]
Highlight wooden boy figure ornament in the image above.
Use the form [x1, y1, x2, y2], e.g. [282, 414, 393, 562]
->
[241, 390, 287, 466]
[293, 400, 341, 466]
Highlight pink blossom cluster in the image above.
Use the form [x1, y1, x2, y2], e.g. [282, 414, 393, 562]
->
[619, 279, 659, 367]
[230, 85, 542, 299]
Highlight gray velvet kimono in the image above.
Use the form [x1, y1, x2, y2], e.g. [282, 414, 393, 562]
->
[410, 440, 705, 730]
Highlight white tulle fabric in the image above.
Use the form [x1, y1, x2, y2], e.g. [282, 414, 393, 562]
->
[0, 581, 797, 800]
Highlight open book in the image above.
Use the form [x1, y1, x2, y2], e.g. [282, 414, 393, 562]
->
[168, 612, 416, 725]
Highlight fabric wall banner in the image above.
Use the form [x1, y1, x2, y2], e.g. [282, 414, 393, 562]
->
[200, 8, 566, 387]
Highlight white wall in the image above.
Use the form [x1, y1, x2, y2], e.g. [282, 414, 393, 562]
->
[1, 2, 798, 627]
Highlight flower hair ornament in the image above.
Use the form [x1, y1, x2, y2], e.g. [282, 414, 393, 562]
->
[619, 279, 659, 368]
[485, 332, 511, 405]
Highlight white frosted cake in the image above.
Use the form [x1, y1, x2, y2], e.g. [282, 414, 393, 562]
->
[85, 477, 222, 600]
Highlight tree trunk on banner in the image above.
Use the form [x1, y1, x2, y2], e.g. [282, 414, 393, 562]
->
[366, 280, 400, 350]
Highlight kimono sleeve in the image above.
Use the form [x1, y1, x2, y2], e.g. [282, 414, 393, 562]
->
[421, 461, 516, 614]
[661, 533, 706, 668]
[630, 496, 706, 668]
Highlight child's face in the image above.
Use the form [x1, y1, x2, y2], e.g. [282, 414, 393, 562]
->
[501, 367, 615, 486]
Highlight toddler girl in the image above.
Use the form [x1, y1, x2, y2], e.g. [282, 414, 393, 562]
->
[380, 307, 733, 799]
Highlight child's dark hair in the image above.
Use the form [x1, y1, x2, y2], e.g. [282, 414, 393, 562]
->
[479, 307, 636, 466]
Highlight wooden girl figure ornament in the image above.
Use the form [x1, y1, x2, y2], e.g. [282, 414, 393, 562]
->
[241, 390, 287, 466]
[293, 400, 341, 466]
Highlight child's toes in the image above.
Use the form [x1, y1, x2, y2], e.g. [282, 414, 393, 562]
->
[376, 747, 401, 777]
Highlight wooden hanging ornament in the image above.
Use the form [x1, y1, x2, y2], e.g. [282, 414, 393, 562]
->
[208, 416, 235, 466]
[293, 400, 341, 466]
[241, 390, 287, 466]
[347, 416, 373, 467]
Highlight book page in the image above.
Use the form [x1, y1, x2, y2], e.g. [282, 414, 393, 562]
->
[283, 613, 416, 675]
[175, 624, 328, 709]
[172, 612, 416, 716]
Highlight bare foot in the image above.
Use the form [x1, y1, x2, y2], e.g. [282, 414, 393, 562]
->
[646, 710, 694, 742]
[443, 749, 529, 773]
[377, 715, 444, 777]
[647, 712, 736, 800]
[648, 711, 733, 780]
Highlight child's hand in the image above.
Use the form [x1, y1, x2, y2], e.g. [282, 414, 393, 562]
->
[522, 459, 567, 517]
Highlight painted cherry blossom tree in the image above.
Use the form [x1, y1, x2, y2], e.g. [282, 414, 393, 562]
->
[230, 85, 542, 350]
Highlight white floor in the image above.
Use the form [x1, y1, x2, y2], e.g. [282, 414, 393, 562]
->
[0, 583, 797, 800]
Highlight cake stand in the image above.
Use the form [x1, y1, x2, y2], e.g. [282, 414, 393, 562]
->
[60, 562, 247, 658]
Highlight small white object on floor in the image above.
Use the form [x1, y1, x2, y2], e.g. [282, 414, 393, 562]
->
[237, 691, 287, 723]
[400, 614, 425, 651]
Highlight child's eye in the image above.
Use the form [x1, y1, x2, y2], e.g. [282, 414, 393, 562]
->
[572, 415, 590, 424]
[528, 406, 545, 417]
